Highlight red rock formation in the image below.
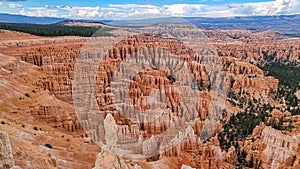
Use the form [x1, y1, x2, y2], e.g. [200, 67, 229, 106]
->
[216, 38, 300, 65]
[242, 124, 300, 169]
[222, 56, 278, 98]
[1, 28, 299, 169]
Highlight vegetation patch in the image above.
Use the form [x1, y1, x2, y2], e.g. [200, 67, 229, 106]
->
[24, 93, 30, 98]
[45, 143, 53, 149]
[262, 62, 300, 88]
[262, 62, 300, 115]
[0, 22, 114, 37]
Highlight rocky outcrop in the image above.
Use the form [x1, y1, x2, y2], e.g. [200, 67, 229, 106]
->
[271, 109, 291, 119]
[94, 114, 136, 169]
[222, 56, 278, 97]
[216, 38, 300, 65]
[261, 126, 300, 168]
[181, 164, 195, 169]
[204, 29, 282, 42]
[243, 125, 300, 169]
[186, 135, 237, 169]
[93, 150, 129, 169]
[0, 38, 99, 169]
[1, 37, 86, 104]
[0, 53, 81, 133]
[29, 104, 81, 132]
[295, 90, 300, 100]
[0, 131, 15, 169]
[104, 113, 118, 150]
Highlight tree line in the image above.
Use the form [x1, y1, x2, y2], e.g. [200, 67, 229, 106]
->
[0, 22, 114, 37]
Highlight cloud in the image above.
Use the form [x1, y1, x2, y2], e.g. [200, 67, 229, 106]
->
[163, 4, 204, 16]
[19, 5, 118, 19]
[164, 0, 300, 17]
[113, 0, 300, 18]
[219, 0, 300, 16]
[108, 4, 162, 18]
[0, 2, 3, 6]
[255, 0, 299, 15]
[9, 3, 22, 8]
[10, 0, 300, 19]
[20, 7, 60, 17]
[64, 6, 118, 19]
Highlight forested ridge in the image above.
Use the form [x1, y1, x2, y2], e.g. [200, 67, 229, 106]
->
[0, 22, 114, 37]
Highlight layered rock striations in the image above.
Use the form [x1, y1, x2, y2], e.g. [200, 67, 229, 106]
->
[0, 36, 99, 168]
[1, 37, 86, 104]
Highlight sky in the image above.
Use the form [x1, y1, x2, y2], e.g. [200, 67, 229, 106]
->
[0, 0, 299, 19]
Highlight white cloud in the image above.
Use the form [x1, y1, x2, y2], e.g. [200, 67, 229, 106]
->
[163, 4, 204, 16]
[108, 4, 161, 18]
[0, 2, 3, 6]
[216, 0, 300, 16]
[11, 0, 300, 19]
[9, 3, 22, 9]
[64, 6, 118, 19]
[20, 7, 59, 17]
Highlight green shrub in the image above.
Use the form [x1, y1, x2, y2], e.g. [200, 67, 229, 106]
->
[25, 93, 30, 97]
[45, 143, 53, 149]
